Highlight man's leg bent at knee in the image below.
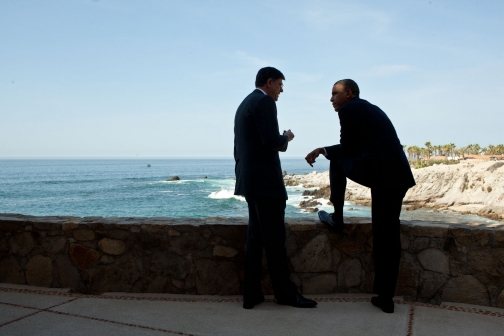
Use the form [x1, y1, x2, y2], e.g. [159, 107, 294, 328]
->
[329, 160, 347, 224]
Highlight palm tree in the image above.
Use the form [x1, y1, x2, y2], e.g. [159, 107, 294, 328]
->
[424, 142, 432, 160]
[449, 143, 456, 159]
[442, 144, 451, 159]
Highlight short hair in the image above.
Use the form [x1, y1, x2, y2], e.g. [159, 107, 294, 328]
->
[255, 67, 285, 87]
[335, 79, 360, 97]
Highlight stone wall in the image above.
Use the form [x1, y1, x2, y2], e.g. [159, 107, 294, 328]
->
[1, 214, 503, 308]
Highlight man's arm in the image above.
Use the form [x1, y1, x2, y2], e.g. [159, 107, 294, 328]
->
[338, 105, 361, 156]
[324, 144, 343, 159]
[253, 96, 290, 151]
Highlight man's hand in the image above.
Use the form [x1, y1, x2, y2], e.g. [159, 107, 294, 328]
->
[305, 148, 325, 167]
[283, 129, 294, 142]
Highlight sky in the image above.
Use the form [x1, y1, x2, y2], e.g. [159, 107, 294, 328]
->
[1, 0, 503, 158]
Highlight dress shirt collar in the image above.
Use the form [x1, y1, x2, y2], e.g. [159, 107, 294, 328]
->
[256, 88, 267, 95]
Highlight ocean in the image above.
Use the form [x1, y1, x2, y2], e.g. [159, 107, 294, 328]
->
[0, 159, 499, 224]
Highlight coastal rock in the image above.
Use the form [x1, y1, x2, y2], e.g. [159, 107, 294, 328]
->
[299, 200, 321, 208]
[0, 256, 26, 284]
[167, 176, 180, 181]
[26, 255, 53, 287]
[284, 179, 300, 186]
[301, 186, 331, 199]
[417, 248, 450, 274]
[291, 235, 333, 272]
[98, 238, 125, 256]
[70, 243, 101, 269]
[442, 275, 489, 306]
[9, 232, 35, 256]
[286, 160, 504, 220]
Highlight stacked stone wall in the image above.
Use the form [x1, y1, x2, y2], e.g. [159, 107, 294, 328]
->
[1, 214, 503, 308]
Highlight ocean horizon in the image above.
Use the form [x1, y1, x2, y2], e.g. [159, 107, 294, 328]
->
[0, 158, 498, 224]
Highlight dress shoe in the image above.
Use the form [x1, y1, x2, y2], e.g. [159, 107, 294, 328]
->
[318, 210, 344, 233]
[277, 294, 317, 308]
[371, 296, 394, 313]
[243, 295, 265, 309]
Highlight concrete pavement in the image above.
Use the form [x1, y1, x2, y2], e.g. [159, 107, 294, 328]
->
[1, 283, 503, 335]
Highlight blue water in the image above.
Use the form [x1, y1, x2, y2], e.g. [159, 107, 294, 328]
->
[0, 159, 499, 223]
[0, 159, 331, 218]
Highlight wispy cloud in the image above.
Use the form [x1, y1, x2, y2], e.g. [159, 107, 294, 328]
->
[296, 1, 393, 34]
[233, 51, 278, 68]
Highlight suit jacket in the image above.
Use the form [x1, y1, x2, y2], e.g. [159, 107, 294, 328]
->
[234, 89, 288, 199]
[325, 98, 416, 191]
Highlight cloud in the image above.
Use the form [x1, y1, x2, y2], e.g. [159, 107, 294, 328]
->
[296, 1, 393, 34]
[233, 51, 278, 68]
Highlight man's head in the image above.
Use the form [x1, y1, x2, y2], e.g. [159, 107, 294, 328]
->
[255, 67, 285, 101]
[330, 79, 359, 111]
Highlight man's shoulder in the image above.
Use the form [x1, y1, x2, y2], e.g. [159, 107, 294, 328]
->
[346, 98, 371, 108]
[341, 98, 381, 115]
[241, 89, 272, 105]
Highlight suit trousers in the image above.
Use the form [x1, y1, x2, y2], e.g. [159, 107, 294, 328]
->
[244, 197, 297, 302]
[329, 160, 405, 299]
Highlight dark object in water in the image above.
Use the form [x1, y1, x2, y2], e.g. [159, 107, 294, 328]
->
[167, 176, 180, 181]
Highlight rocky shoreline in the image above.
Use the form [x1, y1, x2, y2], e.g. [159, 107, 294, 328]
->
[284, 160, 504, 222]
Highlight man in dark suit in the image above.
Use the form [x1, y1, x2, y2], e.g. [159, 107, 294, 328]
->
[234, 67, 317, 309]
[305, 79, 415, 313]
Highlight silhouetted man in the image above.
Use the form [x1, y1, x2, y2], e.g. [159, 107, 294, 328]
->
[234, 67, 317, 309]
[305, 79, 415, 313]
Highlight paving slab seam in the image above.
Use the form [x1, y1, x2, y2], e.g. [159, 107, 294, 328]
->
[405, 301, 504, 318]
[0, 298, 78, 328]
[44, 309, 198, 336]
[2, 287, 503, 319]
[0, 300, 196, 335]
[406, 305, 415, 336]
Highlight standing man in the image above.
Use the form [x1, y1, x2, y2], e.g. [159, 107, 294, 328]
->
[234, 67, 317, 309]
[305, 79, 415, 313]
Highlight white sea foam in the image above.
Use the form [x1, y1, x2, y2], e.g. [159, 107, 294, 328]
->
[208, 189, 245, 201]
[162, 180, 189, 184]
